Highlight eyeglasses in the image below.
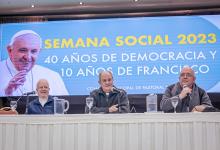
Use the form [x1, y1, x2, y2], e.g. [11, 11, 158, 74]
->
[180, 73, 194, 78]
[102, 78, 113, 83]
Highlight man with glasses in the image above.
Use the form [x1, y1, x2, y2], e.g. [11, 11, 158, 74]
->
[160, 66, 213, 112]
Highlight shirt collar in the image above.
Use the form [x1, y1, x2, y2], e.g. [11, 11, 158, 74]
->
[35, 96, 53, 105]
[39, 98, 47, 107]
[97, 87, 105, 94]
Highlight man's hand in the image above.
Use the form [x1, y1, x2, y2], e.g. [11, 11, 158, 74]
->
[192, 105, 206, 112]
[109, 104, 118, 113]
[179, 86, 192, 100]
[5, 70, 27, 95]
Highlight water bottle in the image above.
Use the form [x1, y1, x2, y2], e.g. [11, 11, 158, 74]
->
[146, 94, 157, 112]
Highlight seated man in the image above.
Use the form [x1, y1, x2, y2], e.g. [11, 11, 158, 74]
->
[27, 79, 54, 114]
[87, 70, 130, 113]
[160, 66, 213, 113]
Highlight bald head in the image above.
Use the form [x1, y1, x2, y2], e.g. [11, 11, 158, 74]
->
[180, 66, 195, 77]
[37, 79, 49, 88]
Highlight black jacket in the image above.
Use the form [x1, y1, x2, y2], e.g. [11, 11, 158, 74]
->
[88, 87, 130, 113]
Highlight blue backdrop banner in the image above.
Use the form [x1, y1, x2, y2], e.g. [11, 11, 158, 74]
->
[0, 15, 220, 95]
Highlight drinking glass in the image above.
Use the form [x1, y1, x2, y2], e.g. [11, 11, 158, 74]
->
[10, 100, 17, 111]
[86, 97, 94, 114]
[171, 96, 179, 113]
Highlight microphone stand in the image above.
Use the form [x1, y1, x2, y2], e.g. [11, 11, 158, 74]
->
[16, 96, 23, 102]
[186, 93, 191, 112]
[117, 90, 121, 113]
[118, 98, 121, 113]
[112, 87, 122, 113]
[23, 91, 35, 114]
[25, 95, 30, 114]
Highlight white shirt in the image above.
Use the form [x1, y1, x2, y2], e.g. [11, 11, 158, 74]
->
[0, 58, 69, 96]
[39, 98, 48, 107]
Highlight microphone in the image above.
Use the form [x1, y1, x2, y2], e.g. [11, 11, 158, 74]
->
[183, 85, 191, 110]
[183, 85, 188, 88]
[16, 91, 35, 102]
[106, 92, 109, 102]
[23, 91, 35, 95]
[183, 85, 190, 96]
[112, 87, 122, 93]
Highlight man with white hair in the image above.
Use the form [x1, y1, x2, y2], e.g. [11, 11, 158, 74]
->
[27, 79, 54, 114]
[160, 66, 213, 112]
[0, 30, 68, 96]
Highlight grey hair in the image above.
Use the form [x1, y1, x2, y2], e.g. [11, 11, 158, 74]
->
[98, 70, 113, 82]
[36, 79, 49, 89]
[180, 66, 195, 77]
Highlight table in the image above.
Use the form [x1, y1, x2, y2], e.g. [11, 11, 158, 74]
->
[0, 113, 220, 150]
